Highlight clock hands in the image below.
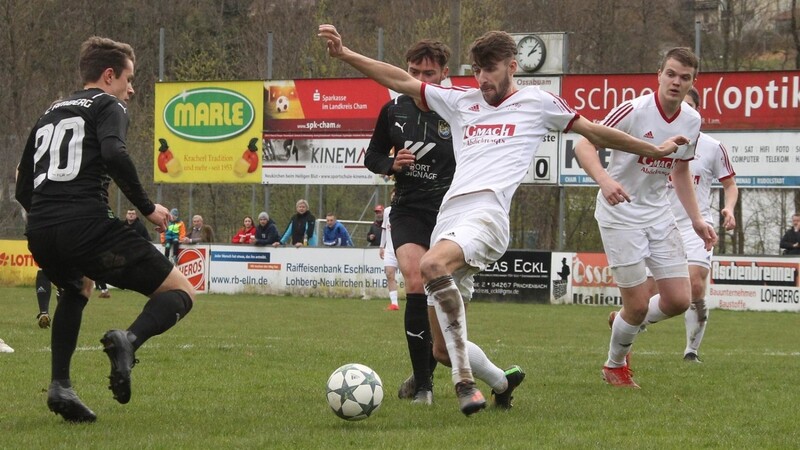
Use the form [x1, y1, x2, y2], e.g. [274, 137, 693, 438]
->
[527, 42, 540, 57]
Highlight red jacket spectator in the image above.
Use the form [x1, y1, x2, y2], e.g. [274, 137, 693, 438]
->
[231, 216, 256, 244]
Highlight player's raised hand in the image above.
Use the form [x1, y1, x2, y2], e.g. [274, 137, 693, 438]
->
[599, 178, 631, 206]
[318, 24, 344, 58]
[146, 204, 170, 231]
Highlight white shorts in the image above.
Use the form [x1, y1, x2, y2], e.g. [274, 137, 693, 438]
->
[383, 248, 398, 269]
[678, 220, 713, 269]
[426, 192, 508, 305]
[600, 217, 688, 282]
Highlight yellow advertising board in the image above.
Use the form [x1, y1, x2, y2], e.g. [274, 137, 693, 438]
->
[0, 240, 39, 286]
[154, 81, 264, 183]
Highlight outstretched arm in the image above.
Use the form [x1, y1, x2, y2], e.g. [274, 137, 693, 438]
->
[318, 24, 422, 101]
[570, 116, 685, 159]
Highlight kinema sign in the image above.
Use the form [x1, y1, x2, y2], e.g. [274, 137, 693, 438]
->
[163, 88, 255, 142]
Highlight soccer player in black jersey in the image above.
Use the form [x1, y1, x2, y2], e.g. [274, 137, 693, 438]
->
[364, 40, 456, 405]
[15, 36, 195, 423]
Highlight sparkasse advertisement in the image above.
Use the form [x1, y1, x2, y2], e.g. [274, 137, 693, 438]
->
[154, 81, 264, 183]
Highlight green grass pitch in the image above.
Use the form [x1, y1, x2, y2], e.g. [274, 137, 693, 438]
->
[0, 287, 797, 448]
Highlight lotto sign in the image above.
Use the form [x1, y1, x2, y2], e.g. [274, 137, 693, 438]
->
[176, 247, 208, 292]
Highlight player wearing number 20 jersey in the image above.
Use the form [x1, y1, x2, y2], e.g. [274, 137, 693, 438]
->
[15, 36, 194, 423]
[17, 88, 154, 229]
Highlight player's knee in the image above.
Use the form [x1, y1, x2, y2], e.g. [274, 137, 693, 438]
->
[419, 255, 444, 282]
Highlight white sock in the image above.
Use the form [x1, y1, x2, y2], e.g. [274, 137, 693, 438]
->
[466, 341, 506, 392]
[684, 299, 708, 355]
[644, 293, 669, 325]
[606, 313, 640, 367]
[429, 277, 471, 385]
[389, 291, 398, 306]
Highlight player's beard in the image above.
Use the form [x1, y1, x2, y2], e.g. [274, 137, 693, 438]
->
[481, 72, 511, 106]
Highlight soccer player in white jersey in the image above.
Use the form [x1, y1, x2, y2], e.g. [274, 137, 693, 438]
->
[575, 48, 718, 389]
[380, 190, 400, 311]
[634, 87, 737, 363]
[319, 24, 687, 415]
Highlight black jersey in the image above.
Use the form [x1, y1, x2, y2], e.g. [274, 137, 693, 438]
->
[16, 88, 154, 230]
[365, 95, 455, 213]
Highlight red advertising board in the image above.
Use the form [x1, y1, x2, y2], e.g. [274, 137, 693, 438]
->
[561, 71, 800, 131]
[263, 76, 479, 135]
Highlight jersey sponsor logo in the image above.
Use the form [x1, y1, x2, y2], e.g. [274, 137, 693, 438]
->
[637, 155, 676, 171]
[643, 130, 654, 139]
[437, 120, 451, 139]
[394, 121, 406, 133]
[404, 141, 436, 160]
[164, 88, 255, 142]
[463, 124, 516, 139]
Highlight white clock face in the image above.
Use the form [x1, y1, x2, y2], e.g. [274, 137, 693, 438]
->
[517, 35, 546, 73]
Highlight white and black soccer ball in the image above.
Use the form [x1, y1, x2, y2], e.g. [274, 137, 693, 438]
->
[275, 95, 290, 113]
[325, 363, 383, 421]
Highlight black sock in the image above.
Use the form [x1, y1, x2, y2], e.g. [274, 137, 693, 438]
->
[51, 291, 88, 381]
[128, 290, 193, 350]
[36, 270, 52, 314]
[405, 293, 434, 391]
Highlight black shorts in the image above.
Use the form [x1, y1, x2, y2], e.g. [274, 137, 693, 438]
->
[389, 206, 438, 252]
[26, 217, 173, 296]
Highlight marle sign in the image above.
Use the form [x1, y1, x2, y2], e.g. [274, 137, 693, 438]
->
[164, 88, 254, 142]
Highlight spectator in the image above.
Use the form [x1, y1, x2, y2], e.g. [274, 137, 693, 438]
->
[254, 212, 280, 246]
[160, 208, 186, 265]
[124, 209, 151, 241]
[322, 213, 353, 247]
[275, 199, 317, 247]
[367, 205, 384, 246]
[780, 213, 800, 255]
[183, 214, 215, 244]
[231, 216, 256, 244]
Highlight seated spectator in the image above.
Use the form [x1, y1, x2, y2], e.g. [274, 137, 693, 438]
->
[322, 213, 353, 247]
[124, 209, 151, 241]
[275, 199, 317, 247]
[231, 216, 256, 244]
[254, 211, 280, 246]
[182, 214, 215, 244]
[160, 208, 186, 265]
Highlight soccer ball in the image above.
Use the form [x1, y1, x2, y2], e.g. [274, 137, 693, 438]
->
[275, 95, 290, 113]
[325, 363, 383, 421]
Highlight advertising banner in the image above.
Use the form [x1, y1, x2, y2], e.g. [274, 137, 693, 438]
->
[558, 131, 800, 188]
[153, 81, 264, 183]
[708, 256, 800, 312]
[206, 245, 393, 297]
[566, 252, 623, 307]
[561, 71, 800, 131]
[0, 240, 39, 286]
[473, 250, 552, 303]
[261, 137, 390, 185]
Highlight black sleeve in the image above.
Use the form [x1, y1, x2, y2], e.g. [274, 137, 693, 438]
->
[780, 229, 796, 250]
[14, 128, 38, 212]
[306, 214, 316, 238]
[100, 136, 156, 216]
[364, 101, 396, 176]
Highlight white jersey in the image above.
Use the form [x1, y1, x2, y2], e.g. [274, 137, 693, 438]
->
[380, 206, 394, 257]
[594, 93, 701, 229]
[667, 132, 735, 227]
[422, 84, 578, 213]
